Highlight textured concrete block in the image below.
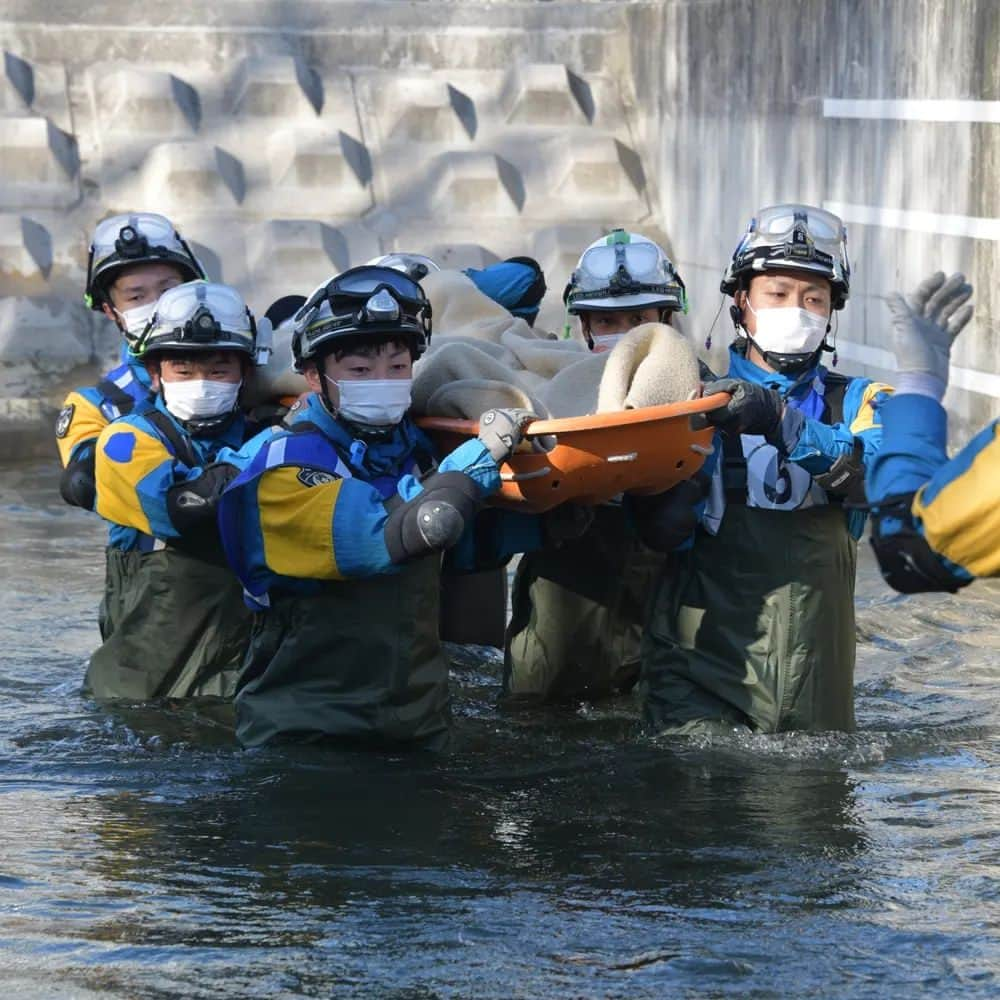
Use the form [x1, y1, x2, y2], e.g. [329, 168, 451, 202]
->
[427, 242, 500, 270]
[231, 54, 322, 119]
[0, 215, 53, 290]
[0, 296, 92, 371]
[0, 117, 79, 209]
[141, 141, 245, 208]
[2, 51, 33, 111]
[500, 63, 593, 126]
[430, 152, 524, 217]
[95, 64, 200, 134]
[267, 127, 371, 209]
[246, 218, 350, 281]
[384, 78, 475, 142]
[548, 134, 646, 211]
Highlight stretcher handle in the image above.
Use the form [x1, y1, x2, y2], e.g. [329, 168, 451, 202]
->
[414, 391, 731, 439]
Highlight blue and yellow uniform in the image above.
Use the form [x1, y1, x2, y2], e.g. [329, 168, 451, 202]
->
[86, 397, 271, 703]
[56, 346, 154, 510]
[218, 393, 527, 748]
[867, 393, 998, 591]
[641, 346, 893, 735]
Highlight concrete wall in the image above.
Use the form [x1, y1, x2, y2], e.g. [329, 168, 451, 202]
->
[0, 0, 997, 457]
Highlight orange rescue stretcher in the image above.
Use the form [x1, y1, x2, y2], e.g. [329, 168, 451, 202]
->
[415, 391, 728, 513]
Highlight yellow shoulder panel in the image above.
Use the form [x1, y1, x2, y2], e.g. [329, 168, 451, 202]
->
[55, 391, 109, 467]
[94, 423, 172, 535]
[913, 427, 1000, 578]
[849, 382, 894, 435]
[258, 466, 346, 580]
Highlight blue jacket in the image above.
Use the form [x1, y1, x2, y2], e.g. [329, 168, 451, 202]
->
[95, 395, 270, 552]
[866, 393, 998, 583]
[218, 394, 539, 610]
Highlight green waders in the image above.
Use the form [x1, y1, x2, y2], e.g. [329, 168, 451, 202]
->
[504, 505, 663, 704]
[641, 504, 857, 735]
[234, 555, 450, 749]
[85, 546, 250, 701]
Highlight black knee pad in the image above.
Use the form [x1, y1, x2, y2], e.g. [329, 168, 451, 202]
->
[384, 471, 481, 563]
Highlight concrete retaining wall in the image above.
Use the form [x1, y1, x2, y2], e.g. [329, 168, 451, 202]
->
[0, 0, 996, 457]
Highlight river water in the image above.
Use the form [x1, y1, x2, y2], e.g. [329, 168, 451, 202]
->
[2, 460, 999, 998]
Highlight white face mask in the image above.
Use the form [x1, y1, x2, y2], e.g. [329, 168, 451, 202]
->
[745, 302, 829, 357]
[161, 379, 241, 422]
[115, 300, 158, 337]
[590, 332, 625, 354]
[327, 377, 412, 427]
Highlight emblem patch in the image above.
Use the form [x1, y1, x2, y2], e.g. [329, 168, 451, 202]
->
[297, 467, 336, 488]
[55, 403, 74, 439]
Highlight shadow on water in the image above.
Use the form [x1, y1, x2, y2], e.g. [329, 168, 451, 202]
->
[3, 461, 1000, 998]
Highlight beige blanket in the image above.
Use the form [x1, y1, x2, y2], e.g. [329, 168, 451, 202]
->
[250, 269, 700, 418]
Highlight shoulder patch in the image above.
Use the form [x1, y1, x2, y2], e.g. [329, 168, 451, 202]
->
[55, 403, 74, 439]
[297, 467, 337, 488]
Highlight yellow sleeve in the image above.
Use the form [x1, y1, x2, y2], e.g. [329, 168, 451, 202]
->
[55, 391, 110, 467]
[912, 425, 1000, 578]
[258, 466, 347, 580]
[95, 422, 175, 536]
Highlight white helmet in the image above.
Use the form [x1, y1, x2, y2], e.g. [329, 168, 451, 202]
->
[564, 229, 687, 314]
[365, 252, 441, 282]
[132, 281, 257, 361]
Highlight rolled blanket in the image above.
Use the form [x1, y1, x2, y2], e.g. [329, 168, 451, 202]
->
[596, 322, 700, 413]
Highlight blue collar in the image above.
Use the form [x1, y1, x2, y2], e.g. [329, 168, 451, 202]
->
[121, 343, 153, 389]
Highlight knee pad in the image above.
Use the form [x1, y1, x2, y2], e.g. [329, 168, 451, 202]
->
[59, 448, 97, 510]
[384, 471, 481, 563]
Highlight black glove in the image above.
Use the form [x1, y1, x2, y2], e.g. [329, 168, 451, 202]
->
[166, 462, 240, 536]
[629, 476, 708, 552]
[541, 502, 595, 547]
[706, 378, 785, 438]
[477, 408, 538, 463]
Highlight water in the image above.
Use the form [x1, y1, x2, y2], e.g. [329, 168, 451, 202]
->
[2, 460, 999, 999]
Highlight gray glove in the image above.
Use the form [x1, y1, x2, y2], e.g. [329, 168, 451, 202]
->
[887, 271, 974, 399]
[477, 407, 538, 463]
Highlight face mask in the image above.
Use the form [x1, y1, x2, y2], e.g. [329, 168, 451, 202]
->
[115, 300, 158, 337]
[590, 333, 625, 354]
[745, 302, 829, 357]
[327, 377, 412, 427]
[162, 379, 241, 422]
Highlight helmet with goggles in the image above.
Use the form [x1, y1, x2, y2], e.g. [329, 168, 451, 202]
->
[721, 204, 851, 309]
[131, 281, 257, 361]
[85, 212, 205, 312]
[564, 229, 687, 315]
[292, 265, 432, 371]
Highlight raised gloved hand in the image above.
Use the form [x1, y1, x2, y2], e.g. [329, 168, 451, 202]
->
[705, 379, 784, 438]
[887, 271, 974, 400]
[477, 408, 538, 463]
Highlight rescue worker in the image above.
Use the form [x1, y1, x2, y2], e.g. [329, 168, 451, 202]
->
[503, 229, 688, 705]
[86, 281, 270, 702]
[57, 213, 205, 511]
[867, 271, 986, 591]
[641, 204, 894, 735]
[216, 264, 539, 749]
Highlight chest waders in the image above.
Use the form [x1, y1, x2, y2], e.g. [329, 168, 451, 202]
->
[234, 554, 450, 749]
[504, 505, 663, 704]
[85, 545, 251, 702]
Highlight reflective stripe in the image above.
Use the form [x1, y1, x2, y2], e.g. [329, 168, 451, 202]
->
[266, 437, 287, 468]
[113, 371, 134, 389]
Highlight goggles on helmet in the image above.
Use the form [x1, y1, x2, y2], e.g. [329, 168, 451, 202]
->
[85, 212, 205, 311]
[721, 204, 851, 309]
[132, 281, 256, 360]
[293, 265, 432, 370]
[565, 231, 687, 315]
